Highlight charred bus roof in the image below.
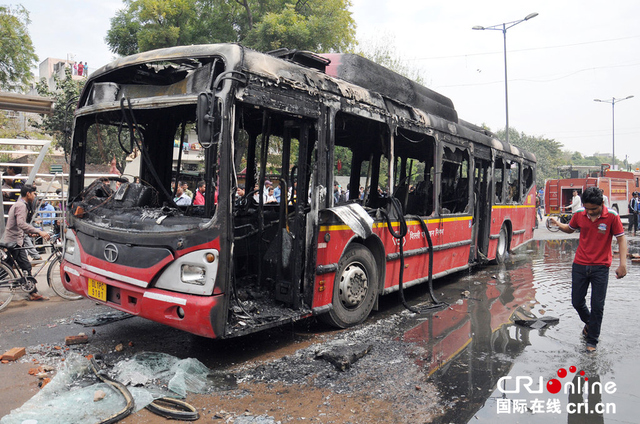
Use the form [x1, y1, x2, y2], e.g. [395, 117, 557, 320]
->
[78, 43, 535, 163]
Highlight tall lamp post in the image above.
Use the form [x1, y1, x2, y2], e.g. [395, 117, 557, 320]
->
[594, 96, 634, 170]
[473, 12, 538, 145]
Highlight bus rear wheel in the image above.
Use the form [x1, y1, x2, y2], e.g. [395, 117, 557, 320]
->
[321, 244, 378, 328]
[495, 225, 509, 264]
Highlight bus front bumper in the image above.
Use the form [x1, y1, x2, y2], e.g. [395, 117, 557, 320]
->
[61, 262, 223, 338]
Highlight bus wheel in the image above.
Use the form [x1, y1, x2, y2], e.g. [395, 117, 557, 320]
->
[495, 225, 509, 264]
[322, 244, 378, 328]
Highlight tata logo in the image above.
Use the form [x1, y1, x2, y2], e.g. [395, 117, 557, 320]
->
[104, 243, 119, 263]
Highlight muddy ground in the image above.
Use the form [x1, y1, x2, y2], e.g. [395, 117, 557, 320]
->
[2, 225, 639, 424]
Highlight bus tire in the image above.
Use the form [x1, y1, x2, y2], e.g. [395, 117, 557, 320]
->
[321, 244, 378, 328]
[495, 225, 509, 264]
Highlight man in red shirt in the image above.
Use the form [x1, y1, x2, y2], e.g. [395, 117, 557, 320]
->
[549, 186, 627, 352]
[193, 180, 206, 205]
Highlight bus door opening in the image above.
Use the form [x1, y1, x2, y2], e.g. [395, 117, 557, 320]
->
[231, 106, 315, 321]
[473, 158, 491, 259]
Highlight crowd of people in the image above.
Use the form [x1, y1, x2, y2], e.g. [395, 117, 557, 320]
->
[72, 61, 89, 77]
[171, 179, 214, 206]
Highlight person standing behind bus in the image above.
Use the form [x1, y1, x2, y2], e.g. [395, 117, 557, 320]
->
[628, 192, 638, 236]
[174, 185, 191, 206]
[549, 186, 627, 352]
[193, 181, 206, 205]
[567, 189, 582, 213]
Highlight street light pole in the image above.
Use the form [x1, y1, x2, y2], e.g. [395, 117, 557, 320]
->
[473, 12, 538, 145]
[594, 96, 634, 170]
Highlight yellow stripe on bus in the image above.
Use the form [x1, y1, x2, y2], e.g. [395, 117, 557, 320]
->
[320, 216, 472, 232]
[492, 204, 535, 210]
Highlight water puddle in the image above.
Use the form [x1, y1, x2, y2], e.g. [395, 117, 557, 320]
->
[398, 238, 640, 423]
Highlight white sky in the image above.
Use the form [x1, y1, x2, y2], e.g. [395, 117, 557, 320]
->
[17, 0, 640, 164]
[351, 0, 640, 165]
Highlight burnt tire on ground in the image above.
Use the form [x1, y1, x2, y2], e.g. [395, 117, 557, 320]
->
[321, 244, 378, 328]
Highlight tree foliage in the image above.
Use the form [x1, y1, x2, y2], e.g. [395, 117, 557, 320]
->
[352, 33, 427, 84]
[245, 0, 356, 52]
[106, 0, 356, 55]
[0, 5, 38, 92]
[34, 69, 131, 171]
[34, 69, 84, 156]
[496, 127, 564, 188]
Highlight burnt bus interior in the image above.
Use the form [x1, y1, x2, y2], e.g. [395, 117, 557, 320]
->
[70, 56, 228, 224]
[230, 104, 316, 319]
[70, 106, 226, 232]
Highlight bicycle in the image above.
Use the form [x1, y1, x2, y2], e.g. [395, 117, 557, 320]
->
[545, 211, 572, 232]
[0, 234, 82, 312]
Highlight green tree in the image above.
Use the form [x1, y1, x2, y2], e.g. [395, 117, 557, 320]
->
[105, 7, 141, 56]
[34, 69, 84, 156]
[35, 69, 131, 171]
[106, 0, 356, 55]
[245, 0, 356, 52]
[107, 0, 196, 54]
[0, 5, 38, 92]
[496, 127, 564, 188]
[352, 33, 427, 84]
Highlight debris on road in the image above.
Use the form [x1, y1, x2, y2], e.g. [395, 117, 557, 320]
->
[1, 347, 26, 362]
[94, 389, 106, 402]
[315, 341, 373, 371]
[514, 316, 560, 329]
[1, 352, 213, 424]
[74, 310, 133, 327]
[65, 334, 89, 345]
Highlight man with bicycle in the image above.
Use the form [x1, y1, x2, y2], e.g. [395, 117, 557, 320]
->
[2, 185, 51, 301]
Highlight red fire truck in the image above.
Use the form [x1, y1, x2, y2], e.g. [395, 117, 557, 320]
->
[544, 164, 637, 217]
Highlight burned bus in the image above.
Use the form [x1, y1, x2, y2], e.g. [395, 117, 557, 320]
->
[61, 44, 536, 338]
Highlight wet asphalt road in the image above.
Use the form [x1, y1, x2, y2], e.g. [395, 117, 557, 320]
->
[1, 221, 639, 423]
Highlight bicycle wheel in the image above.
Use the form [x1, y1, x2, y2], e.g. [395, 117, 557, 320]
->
[47, 256, 82, 300]
[0, 262, 17, 312]
[545, 215, 560, 232]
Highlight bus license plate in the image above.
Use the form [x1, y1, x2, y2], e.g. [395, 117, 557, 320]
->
[88, 279, 107, 302]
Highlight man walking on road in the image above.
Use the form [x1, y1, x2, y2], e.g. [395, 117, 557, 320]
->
[2, 185, 51, 301]
[549, 187, 627, 353]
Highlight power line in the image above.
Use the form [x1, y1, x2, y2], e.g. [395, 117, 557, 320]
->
[434, 62, 640, 88]
[411, 35, 640, 61]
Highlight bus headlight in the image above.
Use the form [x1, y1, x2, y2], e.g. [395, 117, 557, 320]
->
[181, 264, 206, 285]
[63, 230, 81, 266]
[65, 238, 76, 256]
[155, 250, 219, 295]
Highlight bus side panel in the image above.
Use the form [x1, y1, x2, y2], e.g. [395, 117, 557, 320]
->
[312, 225, 358, 309]
[487, 205, 535, 260]
[510, 188, 537, 250]
[379, 217, 472, 289]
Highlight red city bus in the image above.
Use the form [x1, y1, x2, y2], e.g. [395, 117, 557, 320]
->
[61, 44, 536, 338]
